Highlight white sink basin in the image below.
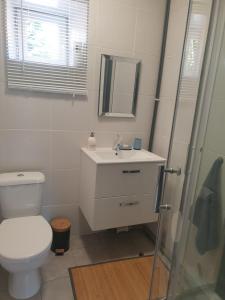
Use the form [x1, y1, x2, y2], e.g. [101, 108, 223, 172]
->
[81, 147, 166, 164]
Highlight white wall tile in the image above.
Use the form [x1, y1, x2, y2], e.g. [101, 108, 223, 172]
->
[135, 52, 159, 96]
[165, 0, 189, 58]
[75, 207, 93, 235]
[160, 56, 181, 100]
[170, 140, 189, 168]
[49, 169, 80, 205]
[213, 39, 225, 101]
[152, 134, 170, 159]
[136, 0, 165, 12]
[87, 45, 99, 91]
[0, 131, 8, 171]
[0, 83, 6, 96]
[88, 0, 99, 45]
[96, 0, 136, 51]
[0, 59, 5, 85]
[204, 100, 225, 155]
[42, 170, 53, 206]
[153, 99, 175, 139]
[172, 100, 196, 144]
[104, 0, 165, 12]
[0, 85, 7, 130]
[1, 95, 52, 130]
[3, 130, 51, 171]
[135, 95, 155, 133]
[51, 98, 92, 131]
[134, 7, 164, 55]
[51, 131, 87, 170]
[94, 131, 115, 148]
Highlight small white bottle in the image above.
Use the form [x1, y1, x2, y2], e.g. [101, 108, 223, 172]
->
[88, 132, 96, 150]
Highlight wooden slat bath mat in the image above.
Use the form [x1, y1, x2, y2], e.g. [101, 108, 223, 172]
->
[69, 255, 168, 300]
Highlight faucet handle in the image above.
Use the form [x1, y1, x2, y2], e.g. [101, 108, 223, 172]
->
[113, 133, 122, 149]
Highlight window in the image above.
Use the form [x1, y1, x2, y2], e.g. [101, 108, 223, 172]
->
[4, 0, 89, 95]
[183, 2, 209, 79]
[180, 1, 211, 101]
[183, 13, 206, 78]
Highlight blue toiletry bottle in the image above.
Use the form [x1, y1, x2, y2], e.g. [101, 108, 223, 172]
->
[133, 138, 142, 150]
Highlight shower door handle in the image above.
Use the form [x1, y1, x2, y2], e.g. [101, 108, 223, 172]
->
[155, 165, 165, 213]
[164, 167, 181, 176]
[160, 204, 172, 211]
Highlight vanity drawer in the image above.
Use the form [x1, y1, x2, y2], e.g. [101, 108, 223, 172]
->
[95, 163, 159, 198]
[92, 195, 158, 231]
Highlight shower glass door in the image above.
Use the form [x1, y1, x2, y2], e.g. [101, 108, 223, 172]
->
[167, 0, 225, 299]
[149, 0, 213, 299]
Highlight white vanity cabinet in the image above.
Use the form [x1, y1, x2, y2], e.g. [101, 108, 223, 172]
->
[79, 148, 166, 231]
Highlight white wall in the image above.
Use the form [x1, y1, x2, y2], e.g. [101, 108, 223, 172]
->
[0, 0, 166, 234]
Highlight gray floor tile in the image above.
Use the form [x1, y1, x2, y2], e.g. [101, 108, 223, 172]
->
[0, 266, 8, 292]
[80, 243, 115, 263]
[70, 233, 101, 251]
[41, 277, 74, 300]
[41, 251, 76, 282]
[71, 228, 155, 263]
[0, 290, 41, 300]
[130, 230, 155, 254]
[72, 247, 93, 266]
[99, 228, 155, 258]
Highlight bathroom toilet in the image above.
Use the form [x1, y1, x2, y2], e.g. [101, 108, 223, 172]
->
[0, 172, 52, 299]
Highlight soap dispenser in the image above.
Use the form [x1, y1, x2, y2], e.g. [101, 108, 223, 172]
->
[88, 132, 96, 150]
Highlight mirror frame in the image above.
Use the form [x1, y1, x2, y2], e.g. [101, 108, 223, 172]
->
[98, 54, 141, 118]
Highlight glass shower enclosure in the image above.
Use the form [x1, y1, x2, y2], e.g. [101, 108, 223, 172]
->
[148, 0, 213, 299]
[167, 0, 225, 299]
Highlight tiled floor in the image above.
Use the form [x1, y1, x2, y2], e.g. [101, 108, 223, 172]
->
[0, 228, 155, 300]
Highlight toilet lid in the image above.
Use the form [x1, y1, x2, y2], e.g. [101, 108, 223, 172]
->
[0, 216, 52, 261]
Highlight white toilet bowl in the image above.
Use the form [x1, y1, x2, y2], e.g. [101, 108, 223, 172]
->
[0, 215, 52, 299]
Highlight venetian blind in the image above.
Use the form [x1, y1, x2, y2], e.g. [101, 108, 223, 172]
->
[4, 0, 89, 95]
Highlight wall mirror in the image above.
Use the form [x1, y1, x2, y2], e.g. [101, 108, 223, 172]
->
[98, 54, 141, 118]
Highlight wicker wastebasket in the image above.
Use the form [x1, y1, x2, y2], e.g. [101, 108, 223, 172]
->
[50, 218, 71, 255]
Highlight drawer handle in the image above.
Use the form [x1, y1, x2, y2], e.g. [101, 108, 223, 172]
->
[122, 170, 141, 174]
[119, 201, 139, 207]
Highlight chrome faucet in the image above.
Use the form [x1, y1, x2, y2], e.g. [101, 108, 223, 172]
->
[115, 143, 120, 156]
[112, 134, 122, 150]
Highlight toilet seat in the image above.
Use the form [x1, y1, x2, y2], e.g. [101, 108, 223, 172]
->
[0, 216, 52, 262]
